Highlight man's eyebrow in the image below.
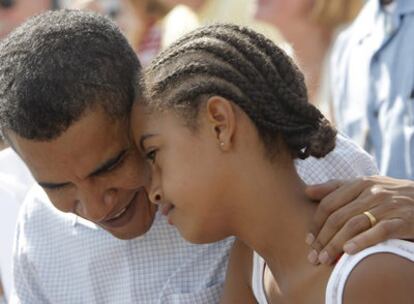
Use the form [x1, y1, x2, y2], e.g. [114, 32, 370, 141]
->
[38, 150, 128, 188]
[88, 149, 128, 177]
[139, 134, 156, 151]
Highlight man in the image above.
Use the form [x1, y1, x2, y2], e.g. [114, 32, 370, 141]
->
[331, 0, 413, 179]
[0, 9, 412, 304]
[0, 10, 232, 303]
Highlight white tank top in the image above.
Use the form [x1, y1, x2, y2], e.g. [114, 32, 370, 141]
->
[251, 239, 414, 304]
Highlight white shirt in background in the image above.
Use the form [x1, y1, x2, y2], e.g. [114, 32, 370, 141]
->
[0, 148, 34, 301]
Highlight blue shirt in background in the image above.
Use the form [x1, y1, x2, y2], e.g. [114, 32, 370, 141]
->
[331, 0, 414, 179]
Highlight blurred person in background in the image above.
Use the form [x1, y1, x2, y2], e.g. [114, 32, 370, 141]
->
[331, 0, 414, 180]
[113, 0, 284, 66]
[66, 0, 170, 66]
[122, 0, 283, 67]
[0, 0, 56, 301]
[0, 0, 58, 39]
[160, 0, 284, 52]
[255, 0, 364, 119]
[90, 0, 284, 67]
[122, 0, 172, 66]
[63, 0, 124, 23]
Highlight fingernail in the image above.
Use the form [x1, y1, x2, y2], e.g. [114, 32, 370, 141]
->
[305, 233, 315, 245]
[307, 250, 318, 264]
[344, 242, 357, 254]
[319, 251, 330, 264]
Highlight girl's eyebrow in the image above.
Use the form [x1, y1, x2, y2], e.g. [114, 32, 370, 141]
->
[139, 134, 157, 150]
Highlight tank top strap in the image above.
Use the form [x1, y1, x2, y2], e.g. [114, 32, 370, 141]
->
[251, 251, 269, 304]
[325, 239, 414, 304]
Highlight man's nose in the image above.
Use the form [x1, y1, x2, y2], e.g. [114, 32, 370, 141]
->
[76, 185, 118, 222]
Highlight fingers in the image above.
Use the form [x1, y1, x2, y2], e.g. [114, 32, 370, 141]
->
[306, 176, 414, 265]
[308, 198, 372, 256]
[311, 200, 410, 264]
[308, 179, 371, 244]
[309, 210, 374, 265]
[343, 218, 405, 254]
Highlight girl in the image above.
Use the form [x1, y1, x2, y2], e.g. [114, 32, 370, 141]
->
[131, 24, 414, 303]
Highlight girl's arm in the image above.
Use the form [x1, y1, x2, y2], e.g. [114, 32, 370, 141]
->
[220, 239, 257, 304]
[343, 253, 414, 304]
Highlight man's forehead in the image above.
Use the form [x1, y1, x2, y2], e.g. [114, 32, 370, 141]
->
[7, 111, 132, 182]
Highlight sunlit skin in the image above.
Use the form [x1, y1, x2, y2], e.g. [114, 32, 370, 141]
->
[7, 106, 157, 240]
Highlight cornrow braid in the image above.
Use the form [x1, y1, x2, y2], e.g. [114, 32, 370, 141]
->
[150, 38, 272, 104]
[143, 23, 336, 159]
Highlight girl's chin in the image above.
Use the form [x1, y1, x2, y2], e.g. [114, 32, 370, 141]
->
[178, 225, 228, 245]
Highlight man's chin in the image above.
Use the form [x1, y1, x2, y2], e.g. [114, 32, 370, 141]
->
[101, 188, 158, 239]
[106, 219, 155, 240]
[103, 205, 157, 240]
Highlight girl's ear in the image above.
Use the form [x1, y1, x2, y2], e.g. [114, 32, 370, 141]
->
[205, 96, 236, 151]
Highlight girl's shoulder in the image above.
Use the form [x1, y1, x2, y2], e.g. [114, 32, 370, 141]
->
[326, 239, 414, 304]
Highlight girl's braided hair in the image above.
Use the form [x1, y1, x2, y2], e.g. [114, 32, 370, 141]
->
[142, 23, 336, 159]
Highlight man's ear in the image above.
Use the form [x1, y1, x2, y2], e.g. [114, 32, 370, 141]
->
[205, 96, 236, 151]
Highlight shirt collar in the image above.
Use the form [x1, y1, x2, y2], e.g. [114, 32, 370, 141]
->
[350, 0, 378, 42]
[352, 0, 414, 43]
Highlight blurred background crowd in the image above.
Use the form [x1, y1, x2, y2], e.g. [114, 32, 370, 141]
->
[2, 0, 406, 302]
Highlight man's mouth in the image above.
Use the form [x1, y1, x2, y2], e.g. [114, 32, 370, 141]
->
[100, 190, 141, 228]
[108, 206, 128, 220]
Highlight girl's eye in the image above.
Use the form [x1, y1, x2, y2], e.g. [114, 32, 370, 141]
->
[145, 150, 157, 163]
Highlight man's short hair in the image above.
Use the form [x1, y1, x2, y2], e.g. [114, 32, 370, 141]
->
[0, 9, 141, 141]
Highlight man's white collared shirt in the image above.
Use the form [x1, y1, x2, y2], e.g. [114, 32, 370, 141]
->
[10, 186, 233, 303]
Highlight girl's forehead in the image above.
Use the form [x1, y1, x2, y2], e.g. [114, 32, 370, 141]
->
[132, 103, 168, 126]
